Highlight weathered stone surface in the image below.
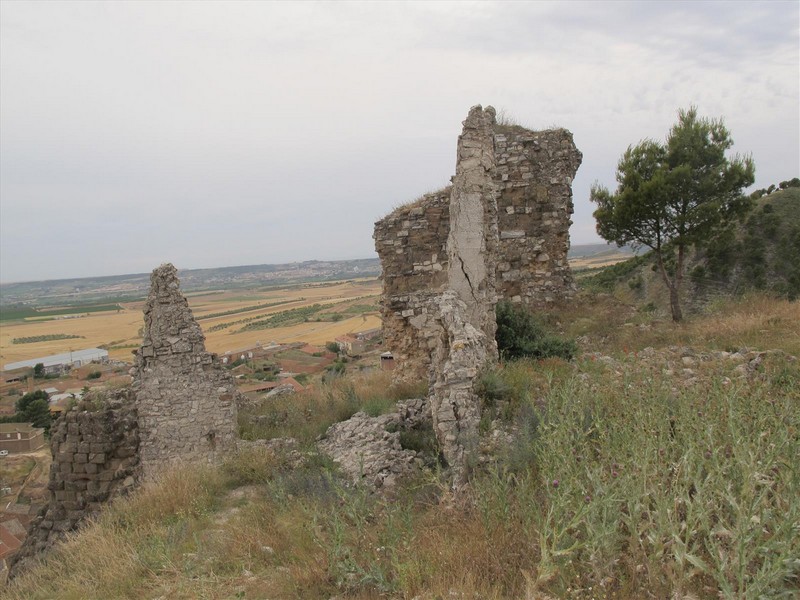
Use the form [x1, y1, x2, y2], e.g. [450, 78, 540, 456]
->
[265, 383, 296, 399]
[7, 394, 140, 578]
[375, 106, 504, 485]
[447, 105, 499, 345]
[428, 291, 491, 486]
[133, 263, 239, 476]
[495, 126, 582, 307]
[317, 399, 429, 490]
[374, 108, 582, 382]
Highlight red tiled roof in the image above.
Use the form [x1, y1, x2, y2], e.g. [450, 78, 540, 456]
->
[0, 523, 23, 560]
[335, 335, 359, 343]
[278, 377, 304, 392]
[238, 381, 280, 394]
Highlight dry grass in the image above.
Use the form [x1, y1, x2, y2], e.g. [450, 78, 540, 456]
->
[4, 466, 227, 600]
[239, 369, 427, 444]
[387, 185, 452, 216]
[555, 291, 800, 357]
[5, 292, 798, 599]
[679, 293, 800, 354]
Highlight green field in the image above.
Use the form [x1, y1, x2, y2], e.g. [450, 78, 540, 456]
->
[0, 304, 123, 322]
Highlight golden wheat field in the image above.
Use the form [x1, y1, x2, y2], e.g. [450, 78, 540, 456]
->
[0, 279, 383, 366]
[568, 251, 632, 271]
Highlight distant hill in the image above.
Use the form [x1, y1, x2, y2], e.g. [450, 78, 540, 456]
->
[0, 258, 381, 309]
[0, 245, 655, 311]
[568, 243, 636, 258]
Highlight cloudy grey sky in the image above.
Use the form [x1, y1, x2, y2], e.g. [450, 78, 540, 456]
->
[1, 1, 798, 283]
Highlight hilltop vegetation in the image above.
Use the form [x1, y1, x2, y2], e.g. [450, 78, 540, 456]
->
[584, 186, 800, 313]
[4, 290, 798, 599]
[698, 187, 800, 299]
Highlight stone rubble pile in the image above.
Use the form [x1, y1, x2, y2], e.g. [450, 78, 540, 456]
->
[317, 399, 429, 490]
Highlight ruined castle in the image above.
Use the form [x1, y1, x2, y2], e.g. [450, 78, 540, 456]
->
[8, 105, 582, 572]
[8, 264, 241, 576]
[374, 106, 582, 382]
[372, 105, 581, 484]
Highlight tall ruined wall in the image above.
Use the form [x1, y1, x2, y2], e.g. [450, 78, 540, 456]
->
[430, 105, 498, 485]
[9, 265, 243, 577]
[447, 105, 499, 343]
[495, 126, 582, 305]
[7, 395, 140, 577]
[133, 263, 238, 476]
[374, 188, 451, 380]
[375, 113, 582, 381]
[375, 106, 500, 485]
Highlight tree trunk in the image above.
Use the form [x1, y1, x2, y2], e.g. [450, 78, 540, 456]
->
[672, 244, 685, 323]
[656, 249, 683, 322]
[668, 285, 682, 322]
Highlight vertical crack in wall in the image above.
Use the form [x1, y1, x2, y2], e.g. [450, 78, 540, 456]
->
[404, 105, 498, 487]
[374, 104, 582, 485]
[374, 108, 582, 384]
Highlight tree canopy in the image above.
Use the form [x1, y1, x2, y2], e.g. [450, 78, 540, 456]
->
[591, 107, 755, 321]
[13, 390, 53, 432]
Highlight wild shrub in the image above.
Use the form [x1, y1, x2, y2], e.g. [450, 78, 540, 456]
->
[238, 371, 427, 444]
[495, 300, 576, 361]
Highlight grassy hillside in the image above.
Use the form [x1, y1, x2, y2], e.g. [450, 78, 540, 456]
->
[580, 187, 800, 316]
[4, 292, 798, 599]
[697, 187, 800, 299]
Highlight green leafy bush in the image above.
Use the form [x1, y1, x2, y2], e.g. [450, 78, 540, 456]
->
[495, 301, 576, 361]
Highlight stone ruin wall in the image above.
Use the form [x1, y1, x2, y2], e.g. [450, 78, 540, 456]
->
[133, 263, 239, 476]
[7, 395, 140, 577]
[9, 264, 243, 578]
[428, 106, 499, 484]
[495, 126, 582, 305]
[374, 106, 502, 485]
[375, 119, 582, 381]
[375, 188, 451, 380]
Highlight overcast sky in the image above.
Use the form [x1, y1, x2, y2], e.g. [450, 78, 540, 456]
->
[1, 1, 798, 283]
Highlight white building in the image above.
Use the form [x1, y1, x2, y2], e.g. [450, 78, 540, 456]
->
[3, 348, 109, 374]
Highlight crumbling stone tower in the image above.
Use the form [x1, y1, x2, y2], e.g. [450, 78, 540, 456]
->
[430, 106, 499, 484]
[374, 109, 582, 382]
[133, 263, 238, 475]
[371, 106, 501, 485]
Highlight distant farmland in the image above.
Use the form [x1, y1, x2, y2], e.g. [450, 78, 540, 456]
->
[0, 279, 382, 366]
[0, 304, 123, 322]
